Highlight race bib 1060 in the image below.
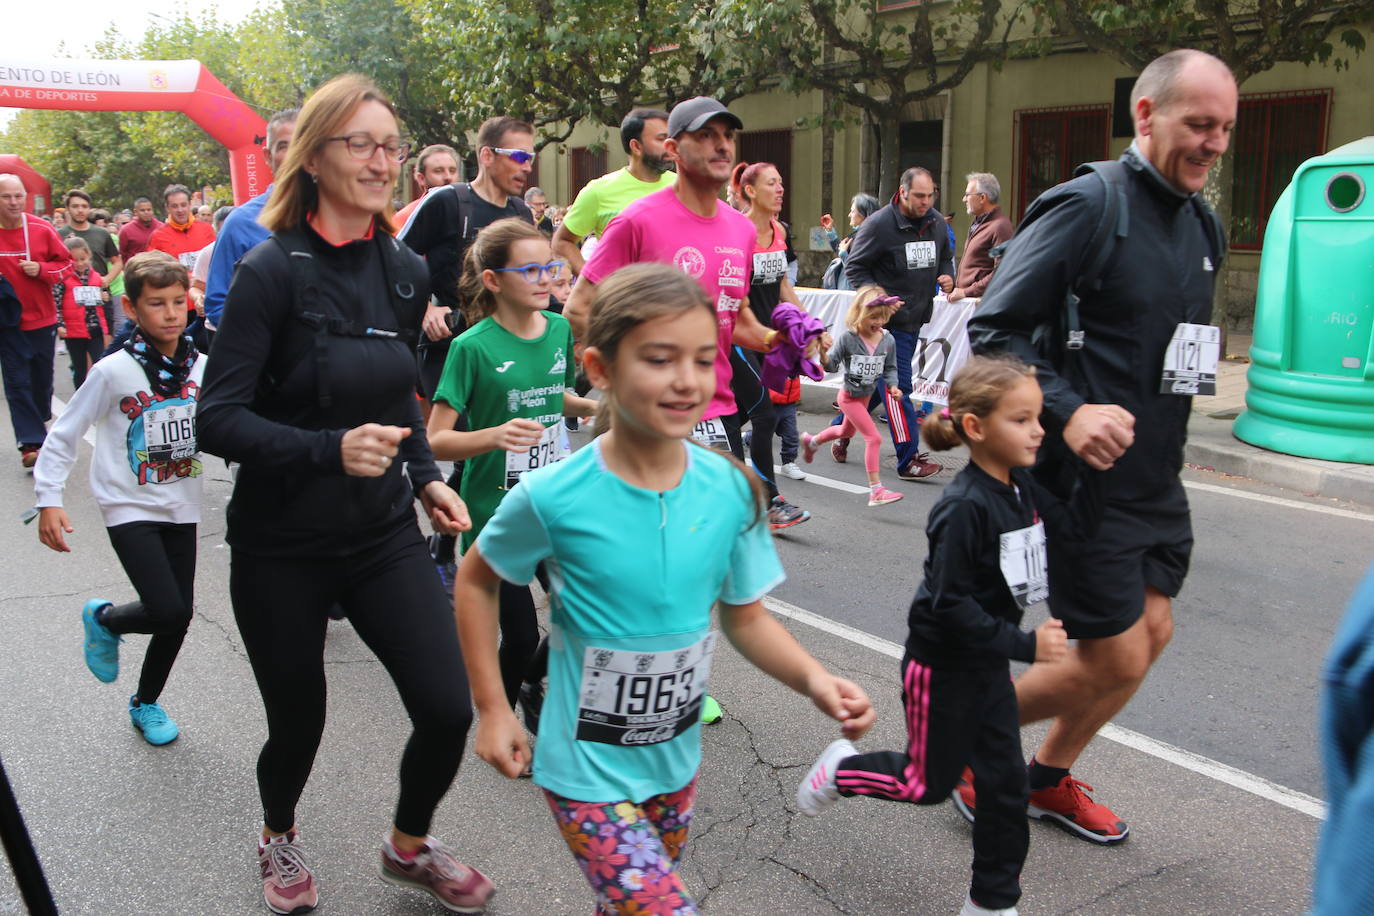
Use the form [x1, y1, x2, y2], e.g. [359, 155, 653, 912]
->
[575, 632, 716, 746]
[1159, 323, 1220, 396]
[142, 402, 197, 465]
[999, 521, 1048, 609]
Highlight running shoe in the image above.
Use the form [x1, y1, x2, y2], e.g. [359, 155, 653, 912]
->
[20, 445, 39, 469]
[795, 738, 856, 816]
[700, 695, 723, 724]
[1027, 774, 1129, 843]
[959, 895, 1019, 916]
[951, 766, 976, 824]
[128, 697, 179, 745]
[867, 486, 904, 507]
[830, 438, 849, 463]
[768, 496, 810, 530]
[800, 434, 818, 464]
[81, 599, 120, 683]
[518, 680, 544, 734]
[379, 837, 495, 913]
[259, 832, 318, 915]
[897, 454, 942, 480]
[780, 462, 806, 480]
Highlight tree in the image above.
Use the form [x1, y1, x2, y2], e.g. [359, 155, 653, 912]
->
[1037, 0, 1374, 322]
[733, 0, 1026, 198]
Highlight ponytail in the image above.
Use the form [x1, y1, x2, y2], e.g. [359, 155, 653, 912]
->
[922, 354, 1038, 452]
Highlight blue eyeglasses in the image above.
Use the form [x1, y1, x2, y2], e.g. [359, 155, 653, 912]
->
[489, 147, 536, 165]
[493, 261, 565, 282]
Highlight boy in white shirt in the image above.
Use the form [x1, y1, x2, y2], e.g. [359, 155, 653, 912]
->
[34, 251, 205, 745]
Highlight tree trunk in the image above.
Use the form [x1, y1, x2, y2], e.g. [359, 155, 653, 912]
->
[820, 41, 835, 221]
[1202, 145, 1238, 338]
[878, 115, 900, 201]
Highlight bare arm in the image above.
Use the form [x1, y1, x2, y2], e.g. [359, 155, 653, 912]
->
[453, 546, 530, 778]
[425, 402, 543, 462]
[732, 305, 773, 352]
[563, 276, 597, 344]
[562, 393, 598, 418]
[551, 224, 585, 276]
[719, 600, 874, 740]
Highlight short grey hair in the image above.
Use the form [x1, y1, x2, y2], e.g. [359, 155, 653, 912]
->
[965, 172, 1001, 204]
[1130, 49, 1234, 119]
[524, 186, 547, 203]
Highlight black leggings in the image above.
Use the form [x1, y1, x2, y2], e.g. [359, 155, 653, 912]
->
[230, 526, 472, 836]
[726, 346, 779, 501]
[103, 521, 196, 705]
[498, 580, 541, 708]
[66, 336, 105, 389]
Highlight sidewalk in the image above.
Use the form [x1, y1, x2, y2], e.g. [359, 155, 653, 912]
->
[1188, 333, 1374, 505]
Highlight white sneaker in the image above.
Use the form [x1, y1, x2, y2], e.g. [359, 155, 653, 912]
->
[796, 738, 855, 816]
[959, 895, 1019, 916]
[780, 462, 806, 480]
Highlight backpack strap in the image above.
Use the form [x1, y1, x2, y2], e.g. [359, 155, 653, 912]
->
[1065, 160, 1130, 351]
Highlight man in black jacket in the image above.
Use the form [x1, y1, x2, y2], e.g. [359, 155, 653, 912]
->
[845, 167, 954, 479]
[964, 49, 1237, 843]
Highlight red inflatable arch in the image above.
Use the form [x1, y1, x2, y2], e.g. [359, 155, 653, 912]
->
[0, 58, 269, 204]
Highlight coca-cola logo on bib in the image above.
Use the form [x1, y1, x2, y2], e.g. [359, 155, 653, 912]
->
[621, 726, 677, 745]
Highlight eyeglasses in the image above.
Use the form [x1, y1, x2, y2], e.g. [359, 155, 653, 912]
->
[489, 147, 536, 165]
[493, 261, 565, 283]
[326, 134, 411, 162]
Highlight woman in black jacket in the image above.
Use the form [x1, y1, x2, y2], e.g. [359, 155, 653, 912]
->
[198, 74, 493, 915]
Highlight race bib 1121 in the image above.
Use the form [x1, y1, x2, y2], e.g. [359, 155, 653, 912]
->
[1159, 323, 1220, 396]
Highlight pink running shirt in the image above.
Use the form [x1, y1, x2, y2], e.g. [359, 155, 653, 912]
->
[581, 186, 756, 419]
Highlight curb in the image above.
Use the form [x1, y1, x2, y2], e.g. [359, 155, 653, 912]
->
[1185, 415, 1374, 506]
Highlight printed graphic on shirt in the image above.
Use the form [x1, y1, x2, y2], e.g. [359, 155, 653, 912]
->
[119, 383, 204, 485]
[999, 520, 1048, 609]
[751, 249, 788, 286]
[717, 256, 746, 289]
[576, 632, 716, 746]
[905, 240, 936, 270]
[715, 292, 742, 314]
[549, 347, 566, 375]
[674, 246, 706, 278]
[495, 360, 516, 373]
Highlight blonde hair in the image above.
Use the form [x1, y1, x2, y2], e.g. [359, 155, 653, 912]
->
[845, 285, 900, 334]
[260, 74, 399, 235]
[922, 354, 1037, 451]
[456, 218, 548, 325]
[585, 263, 766, 517]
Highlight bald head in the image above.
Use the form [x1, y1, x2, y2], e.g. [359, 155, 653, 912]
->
[0, 174, 26, 228]
[1131, 50, 1235, 120]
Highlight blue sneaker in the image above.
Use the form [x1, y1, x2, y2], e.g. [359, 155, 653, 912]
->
[128, 697, 179, 745]
[81, 599, 120, 683]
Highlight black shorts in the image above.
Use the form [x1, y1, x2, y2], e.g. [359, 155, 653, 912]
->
[1048, 483, 1193, 639]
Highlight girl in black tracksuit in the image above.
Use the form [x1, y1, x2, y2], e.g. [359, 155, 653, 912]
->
[795, 354, 1102, 915]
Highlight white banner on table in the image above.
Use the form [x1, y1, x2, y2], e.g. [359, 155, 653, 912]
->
[794, 288, 978, 406]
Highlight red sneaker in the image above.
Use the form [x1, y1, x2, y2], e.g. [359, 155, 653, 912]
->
[380, 838, 495, 912]
[830, 438, 849, 463]
[1028, 775, 1129, 843]
[950, 765, 976, 824]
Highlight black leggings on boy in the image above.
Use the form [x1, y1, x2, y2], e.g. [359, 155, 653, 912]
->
[230, 526, 473, 837]
[102, 521, 196, 705]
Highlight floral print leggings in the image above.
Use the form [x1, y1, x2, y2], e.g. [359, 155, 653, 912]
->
[544, 778, 699, 915]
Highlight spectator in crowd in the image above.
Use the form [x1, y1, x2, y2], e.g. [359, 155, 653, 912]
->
[0, 173, 72, 467]
[949, 172, 1014, 302]
[118, 197, 163, 263]
[524, 186, 554, 234]
[821, 193, 880, 291]
[52, 209, 67, 229]
[196, 204, 214, 224]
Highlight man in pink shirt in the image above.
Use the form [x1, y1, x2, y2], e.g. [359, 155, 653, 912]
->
[0, 174, 72, 466]
[118, 196, 163, 262]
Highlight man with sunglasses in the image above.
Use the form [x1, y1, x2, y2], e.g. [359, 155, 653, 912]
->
[398, 116, 535, 584]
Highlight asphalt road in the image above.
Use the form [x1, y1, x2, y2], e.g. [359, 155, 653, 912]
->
[0, 377, 1362, 915]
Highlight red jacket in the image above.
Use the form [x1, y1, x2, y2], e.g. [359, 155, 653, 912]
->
[769, 376, 801, 405]
[0, 214, 72, 330]
[58, 267, 108, 339]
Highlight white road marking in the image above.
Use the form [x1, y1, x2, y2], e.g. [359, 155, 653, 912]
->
[1184, 480, 1374, 522]
[761, 594, 1327, 821]
[51, 395, 97, 447]
[775, 465, 871, 495]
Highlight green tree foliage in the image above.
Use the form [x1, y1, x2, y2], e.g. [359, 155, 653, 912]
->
[731, 0, 1026, 198]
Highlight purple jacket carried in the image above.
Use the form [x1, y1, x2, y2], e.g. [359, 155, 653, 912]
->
[760, 302, 826, 393]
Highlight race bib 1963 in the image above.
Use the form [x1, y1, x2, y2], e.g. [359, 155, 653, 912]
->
[999, 521, 1048, 609]
[576, 632, 716, 746]
[504, 423, 569, 489]
[1159, 323, 1220, 396]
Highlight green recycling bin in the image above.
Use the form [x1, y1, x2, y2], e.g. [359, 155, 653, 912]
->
[1234, 135, 1374, 464]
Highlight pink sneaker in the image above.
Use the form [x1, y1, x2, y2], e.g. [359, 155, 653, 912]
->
[258, 832, 318, 915]
[867, 486, 904, 507]
[801, 432, 818, 464]
[380, 837, 495, 912]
